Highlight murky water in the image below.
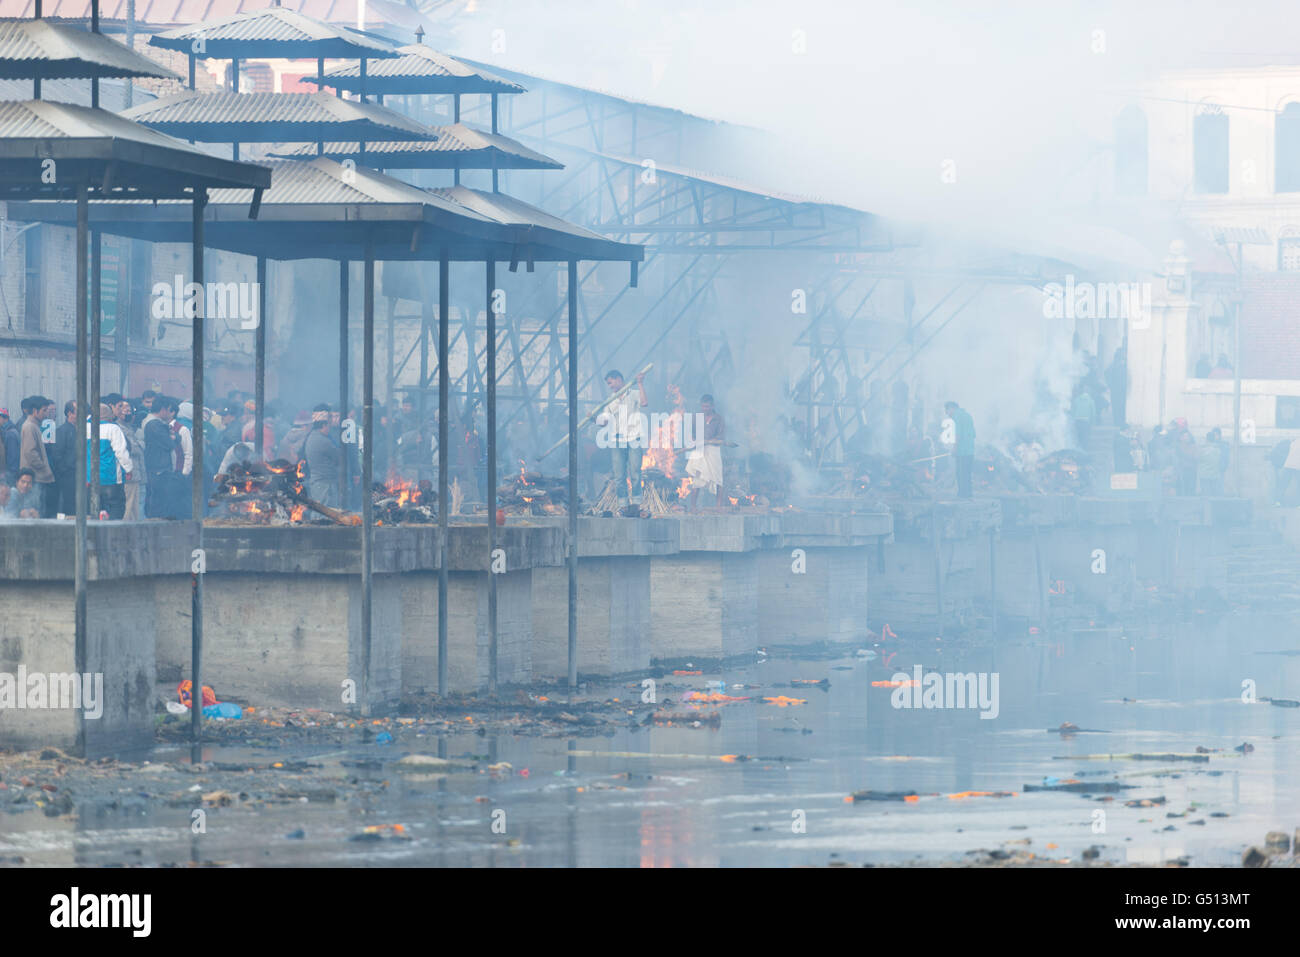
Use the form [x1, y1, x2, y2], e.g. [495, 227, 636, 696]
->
[4, 610, 1299, 866]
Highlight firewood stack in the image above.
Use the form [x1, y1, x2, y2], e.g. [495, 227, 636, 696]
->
[372, 478, 437, 524]
[209, 459, 361, 525]
[639, 468, 675, 517]
[497, 468, 571, 515]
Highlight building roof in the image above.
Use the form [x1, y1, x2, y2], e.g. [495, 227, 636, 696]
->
[0, 17, 178, 79]
[588, 147, 865, 212]
[0, 98, 270, 197]
[0, 73, 139, 107]
[430, 184, 641, 260]
[0, 1, 437, 37]
[8, 157, 641, 263]
[306, 43, 524, 96]
[267, 123, 561, 170]
[149, 6, 398, 59]
[120, 88, 436, 143]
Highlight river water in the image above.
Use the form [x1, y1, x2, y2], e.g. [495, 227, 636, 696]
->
[2, 609, 1298, 867]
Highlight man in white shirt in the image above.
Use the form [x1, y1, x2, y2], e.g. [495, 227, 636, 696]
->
[594, 368, 648, 511]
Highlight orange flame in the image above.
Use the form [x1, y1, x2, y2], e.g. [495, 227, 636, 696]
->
[643, 384, 685, 477]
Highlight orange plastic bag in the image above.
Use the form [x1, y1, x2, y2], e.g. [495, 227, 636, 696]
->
[177, 681, 217, 708]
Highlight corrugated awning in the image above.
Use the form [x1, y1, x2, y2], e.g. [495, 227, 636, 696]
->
[6, 157, 642, 263]
[0, 17, 178, 79]
[0, 98, 270, 198]
[120, 89, 438, 144]
[149, 6, 398, 60]
[306, 43, 524, 95]
[267, 123, 561, 170]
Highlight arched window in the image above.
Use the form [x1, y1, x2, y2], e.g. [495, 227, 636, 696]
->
[1277, 103, 1300, 192]
[1194, 104, 1229, 194]
[1114, 105, 1148, 195]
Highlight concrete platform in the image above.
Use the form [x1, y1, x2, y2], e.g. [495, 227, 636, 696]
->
[652, 511, 892, 662]
[870, 495, 1255, 633]
[0, 522, 184, 756]
[529, 518, 678, 680]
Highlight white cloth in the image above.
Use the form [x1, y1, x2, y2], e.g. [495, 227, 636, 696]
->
[1285, 439, 1300, 471]
[685, 444, 724, 494]
[177, 424, 193, 476]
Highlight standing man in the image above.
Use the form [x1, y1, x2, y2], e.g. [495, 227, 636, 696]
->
[594, 368, 648, 512]
[303, 404, 341, 507]
[0, 407, 20, 486]
[88, 402, 132, 520]
[1071, 387, 1096, 449]
[1106, 346, 1127, 427]
[144, 396, 180, 518]
[107, 394, 144, 520]
[20, 396, 57, 517]
[685, 393, 726, 508]
[944, 400, 976, 499]
[52, 400, 79, 515]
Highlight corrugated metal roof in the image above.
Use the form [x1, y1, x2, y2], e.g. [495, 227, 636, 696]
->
[0, 98, 271, 193]
[268, 123, 561, 169]
[431, 184, 613, 242]
[0, 18, 179, 79]
[590, 148, 865, 211]
[205, 155, 482, 212]
[310, 43, 524, 94]
[149, 6, 398, 58]
[0, 95, 201, 145]
[0, 74, 144, 109]
[0, 1, 427, 35]
[121, 89, 438, 142]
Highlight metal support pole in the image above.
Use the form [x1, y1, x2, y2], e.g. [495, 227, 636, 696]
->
[191, 187, 206, 746]
[1231, 256, 1243, 496]
[255, 256, 266, 458]
[361, 239, 375, 714]
[932, 508, 943, 639]
[339, 261, 349, 502]
[567, 260, 579, 690]
[124, 0, 135, 108]
[90, 227, 101, 514]
[90, 0, 99, 107]
[988, 527, 998, 637]
[419, 276, 430, 443]
[386, 295, 395, 478]
[486, 260, 498, 695]
[74, 183, 88, 753]
[438, 252, 449, 696]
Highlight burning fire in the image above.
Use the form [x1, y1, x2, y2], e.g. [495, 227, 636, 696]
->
[643, 384, 685, 477]
[386, 475, 417, 506]
[290, 505, 306, 523]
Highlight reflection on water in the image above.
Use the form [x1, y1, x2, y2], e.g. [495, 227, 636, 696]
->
[3, 610, 1299, 866]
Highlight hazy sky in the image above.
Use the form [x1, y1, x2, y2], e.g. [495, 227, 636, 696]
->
[437, 0, 1300, 226]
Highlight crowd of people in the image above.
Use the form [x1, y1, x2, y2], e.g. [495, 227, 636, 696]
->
[0, 386, 512, 520]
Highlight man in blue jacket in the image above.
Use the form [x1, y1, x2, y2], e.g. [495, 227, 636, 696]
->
[945, 400, 976, 499]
